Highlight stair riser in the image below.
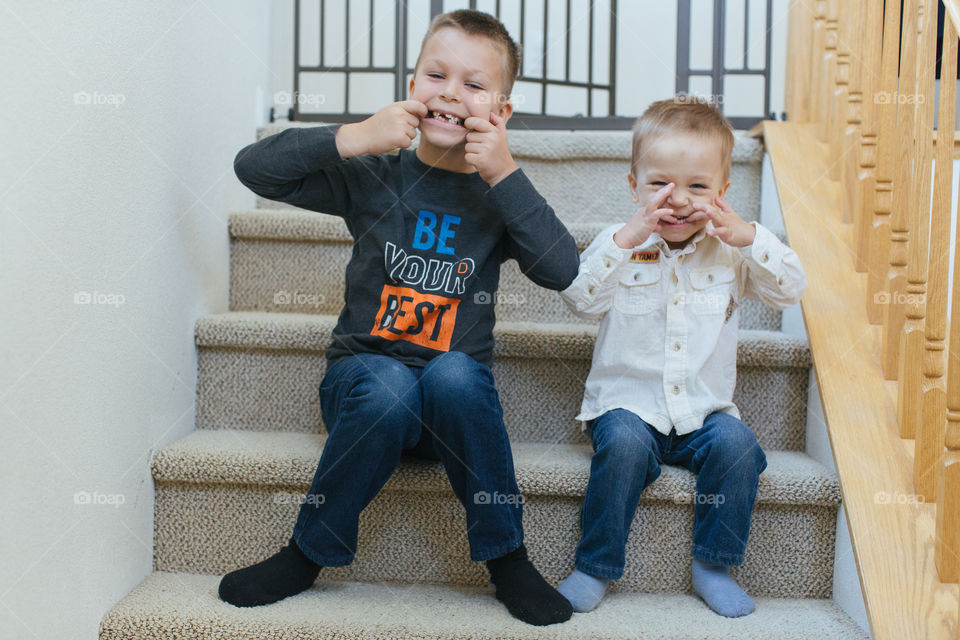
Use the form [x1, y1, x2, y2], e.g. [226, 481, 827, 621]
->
[256, 158, 762, 225]
[153, 483, 834, 599]
[229, 240, 783, 331]
[196, 348, 807, 449]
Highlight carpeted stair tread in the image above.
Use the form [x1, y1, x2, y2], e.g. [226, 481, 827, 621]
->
[249, 124, 764, 224]
[152, 430, 839, 506]
[100, 571, 868, 640]
[254, 121, 764, 163]
[194, 312, 809, 367]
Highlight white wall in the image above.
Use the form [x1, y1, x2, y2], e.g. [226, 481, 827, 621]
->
[761, 157, 871, 636]
[0, 2, 272, 638]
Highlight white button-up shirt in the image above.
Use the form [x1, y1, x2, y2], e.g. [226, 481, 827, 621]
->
[559, 222, 806, 436]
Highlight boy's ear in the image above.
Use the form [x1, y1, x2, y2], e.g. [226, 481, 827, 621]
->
[627, 172, 640, 203]
[408, 77, 415, 97]
[720, 180, 731, 199]
[495, 96, 514, 123]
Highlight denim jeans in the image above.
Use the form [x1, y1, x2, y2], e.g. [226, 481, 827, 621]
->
[575, 409, 768, 579]
[292, 351, 524, 565]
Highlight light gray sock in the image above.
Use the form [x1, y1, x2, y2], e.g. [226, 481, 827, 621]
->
[691, 557, 755, 618]
[557, 569, 609, 612]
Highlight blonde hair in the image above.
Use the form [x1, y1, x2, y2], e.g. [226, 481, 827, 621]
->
[631, 96, 735, 180]
[414, 10, 522, 96]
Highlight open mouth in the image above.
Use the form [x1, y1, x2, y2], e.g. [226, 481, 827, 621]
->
[427, 110, 464, 127]
[664, 215, 691, 227]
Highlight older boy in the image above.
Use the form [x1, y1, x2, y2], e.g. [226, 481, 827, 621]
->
[218, 10, 577, 626]
[557, 97, 806, 617]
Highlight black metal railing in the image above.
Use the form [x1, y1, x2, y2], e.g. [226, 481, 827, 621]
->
[676, 0, 775, 129]
[287, 0, 774, 129]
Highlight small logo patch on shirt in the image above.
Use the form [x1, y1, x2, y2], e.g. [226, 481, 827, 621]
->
[630, 250, 660, 263]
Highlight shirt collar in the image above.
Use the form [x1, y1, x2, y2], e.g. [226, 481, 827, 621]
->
[650, 228, 709, 258]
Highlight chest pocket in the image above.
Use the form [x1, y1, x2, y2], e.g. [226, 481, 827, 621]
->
[614, 266, 661, 315]
[687, 266, 736, 315]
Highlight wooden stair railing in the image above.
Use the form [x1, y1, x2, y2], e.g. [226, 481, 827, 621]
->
[777, 0, 960, 636]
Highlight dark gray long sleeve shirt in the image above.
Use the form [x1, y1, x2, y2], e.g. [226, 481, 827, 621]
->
[234, 124, 579, 368]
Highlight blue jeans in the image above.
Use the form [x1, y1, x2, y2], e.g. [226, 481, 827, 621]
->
[575, 409, 767, 579]
[292, 351, 524, 565]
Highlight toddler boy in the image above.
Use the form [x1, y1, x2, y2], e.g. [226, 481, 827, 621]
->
[557, 97, 806, 617]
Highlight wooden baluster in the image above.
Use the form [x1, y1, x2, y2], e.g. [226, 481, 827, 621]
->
[916, 10, 956, 500]
[867, 0, 902, 324]
[841, 0, 867, 231]
[936, 0, 960, 585]
[881, 0, 920, 380]
[830, 0, 852, 186]
[785, 0, 814, 122]
[818, 0, 840, 142]
[809, 1, 828, 127]
[852, 0, 883, 272]
[897, 0, 937, 440]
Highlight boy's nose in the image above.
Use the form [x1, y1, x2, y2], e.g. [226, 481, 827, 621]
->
[440, 81, 460, 102]
[667, 190, 688, 207]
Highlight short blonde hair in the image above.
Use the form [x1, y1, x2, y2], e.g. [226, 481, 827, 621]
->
[631, 96, 735, 180]
[414, 10, 522, 96]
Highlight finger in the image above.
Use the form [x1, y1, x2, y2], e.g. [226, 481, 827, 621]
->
[464, 116, 494, 132]
[654, 209, 679, 225]
[489, 111, 505, 130]
[654, 182, 675, 209]
[464, 142, 483, 155]
[406, 127, 417, 140]
[684, 210, 710, 223]
[465, 131, 487, 143]
[464, 152, 480, 167]
[400, 100, 428, 118]
[693, 203, 722, 224]
[405, 114, 421, 128]
[715, 195, 734, 214]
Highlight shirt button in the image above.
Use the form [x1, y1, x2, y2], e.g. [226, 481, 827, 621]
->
[673, 342, 681, 351]
[673, 295, 680, 305]
[604, 260, 612, 268]
[761, 253, 769, 263]
[672, 385, 680, 395]
[777, 276, 784, 285]
[707, 274, 714, 282]
[633, 272, 640, 281]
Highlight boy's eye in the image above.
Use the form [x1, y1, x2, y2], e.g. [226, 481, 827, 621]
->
[691, 184, 707, 189]
[427, 73, 444, 79]
[466, 82, 483, 90]
[651, 181, 667, 186]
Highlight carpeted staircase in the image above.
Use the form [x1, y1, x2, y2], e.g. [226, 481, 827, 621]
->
[99, 123, 869, 639]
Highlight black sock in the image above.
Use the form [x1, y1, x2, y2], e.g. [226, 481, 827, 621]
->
[486, 544, 573, 626]
[218, 537, 321, 607]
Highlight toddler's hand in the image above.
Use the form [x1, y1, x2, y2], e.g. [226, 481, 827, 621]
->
[464, 112, 518, 187]
[336, 100, 428, 158]
[695, 196, 756, 247]
[613, 183, 680, 249]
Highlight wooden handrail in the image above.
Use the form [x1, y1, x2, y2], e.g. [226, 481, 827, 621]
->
[780, 0, 960, 632]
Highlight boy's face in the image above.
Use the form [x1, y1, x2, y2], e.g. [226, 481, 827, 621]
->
[409, 27, 513, 156]
[628, 132, 731, 249]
